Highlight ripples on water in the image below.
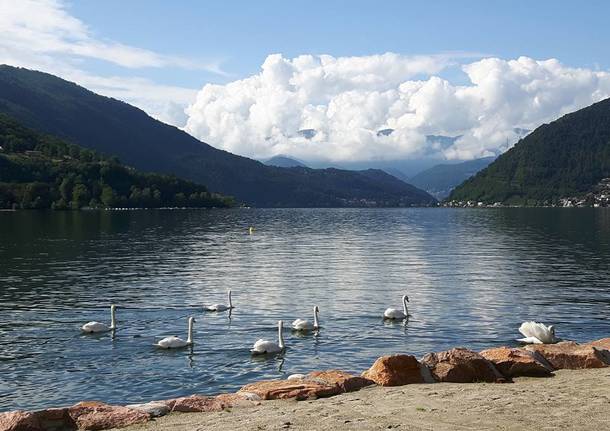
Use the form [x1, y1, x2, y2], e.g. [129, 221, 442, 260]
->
[0, 208, 609, 411]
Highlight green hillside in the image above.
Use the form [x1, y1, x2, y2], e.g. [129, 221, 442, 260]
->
[0, 115, 234, 210]
[449, 98, 610, 205]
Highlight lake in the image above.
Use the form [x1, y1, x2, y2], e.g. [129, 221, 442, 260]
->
[1, 208, 609, 411]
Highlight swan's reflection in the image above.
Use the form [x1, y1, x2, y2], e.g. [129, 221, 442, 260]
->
[187, 347, 195, 368]
[382, 315, 410, 330]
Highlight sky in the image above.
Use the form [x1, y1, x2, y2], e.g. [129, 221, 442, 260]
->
[2, 0, 610, 164]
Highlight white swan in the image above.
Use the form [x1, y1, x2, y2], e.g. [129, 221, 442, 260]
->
[517, 321, 557, 344]
[205, 290, 234, 312]
[155, 317, 195, 349]
[251, 320, 285, 354]
[383, 295, 409, 320]
[292, 306, 320, 331]
[82, 305, 116, 333]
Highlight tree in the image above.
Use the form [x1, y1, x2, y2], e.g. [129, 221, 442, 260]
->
[59, 177, 73, 202]
[100, 185, 116, 207]
[71, 183, 89, 209]
[21, 182, 50, 209]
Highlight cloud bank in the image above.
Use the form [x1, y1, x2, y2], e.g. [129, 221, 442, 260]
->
[185, 54, 610, 161]
[0, 0, 221, 125]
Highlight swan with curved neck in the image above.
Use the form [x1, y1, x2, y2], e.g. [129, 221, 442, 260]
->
[517, 321, 558, 344]
[82, 305, 116, 333]
[292, 306, 320, 331]
[205, 290, 234, 312]
[155, 317, 195, 349]
[251, 320, 285, 354]
[383, 295, 409, 320]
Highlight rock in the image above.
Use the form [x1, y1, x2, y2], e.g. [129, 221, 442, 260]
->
[479, 347, 553, 378]
[526, 341, 610, 369]
[239, 377, 340, 401]
[237, 370, 368, 401]
[168, 393, 254, 413]
[587, 338, 610, 350]
[168, 395, 224, 413]
[0, 411, 42, 431]
[125, 402, 170, 418]
[234, 392, 262, 402]
[31, 408, 75, 430]
[421, 347, 506, 383]
[215, 393, 259, 408]
[308, 370, 374, 392]
[68, 401, 150, 430]
[287, 374, 307, 380]
[0, 408, 76, 431]
[362, 354, 433, 386]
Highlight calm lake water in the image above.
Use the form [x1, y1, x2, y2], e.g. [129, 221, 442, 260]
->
[1, 208, 609, 411]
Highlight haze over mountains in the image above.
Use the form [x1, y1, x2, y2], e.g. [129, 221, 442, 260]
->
[409, 157, 496, 199]
[0, 65, 436, 207]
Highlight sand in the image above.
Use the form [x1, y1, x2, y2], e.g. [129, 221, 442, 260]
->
[120, 368, 610, 431]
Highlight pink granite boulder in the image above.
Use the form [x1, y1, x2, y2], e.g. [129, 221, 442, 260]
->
[526, 341, 610, 369]
[422, 347, 506, 383]
[479, 347, 553, 377]
[362, 354, 434, 386]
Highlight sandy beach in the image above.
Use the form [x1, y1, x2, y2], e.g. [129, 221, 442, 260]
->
[119, 368, 610, 431]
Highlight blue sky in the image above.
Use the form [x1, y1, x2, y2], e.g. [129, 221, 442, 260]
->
[69, 0, 610, 85]
[2, 0, 610, 163]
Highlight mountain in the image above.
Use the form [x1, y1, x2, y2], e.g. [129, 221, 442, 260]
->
[263, 155, 308, 168]
[0, 114, 233, 209]
[0, 65, 435, 207]
[409, 157, 496, 199]
[449, 98, 610, 205]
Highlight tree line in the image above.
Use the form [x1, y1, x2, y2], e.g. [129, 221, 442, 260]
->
[0, 115, 235, 210]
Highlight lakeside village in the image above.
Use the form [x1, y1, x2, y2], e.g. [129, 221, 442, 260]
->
[444, 178, 610, 208]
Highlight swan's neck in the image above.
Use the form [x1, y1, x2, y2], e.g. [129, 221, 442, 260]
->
[313, 308, 319, 329]
[278, 323, 285, 349]
[228, 290, 232, 308]
[187, 320, 194, 344]
[402, 297, 409, 316]
[110, 307, 116, 329]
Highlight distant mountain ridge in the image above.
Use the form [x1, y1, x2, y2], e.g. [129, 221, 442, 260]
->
[449, 98, 610, 205]
[409, 157, 496, 199]
[0, 65, 436, 207]
[263, 155, 308, 168]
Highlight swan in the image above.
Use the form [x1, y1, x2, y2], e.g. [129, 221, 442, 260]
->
[81, 305, 116, 333]
[205, 290, 234, 312]
[251, 320, 285, 354]
[517, 321, 558, 344]
[292, 306, 320, 331]
[155, 317, 195, 349]
[383, 295, 409, 320]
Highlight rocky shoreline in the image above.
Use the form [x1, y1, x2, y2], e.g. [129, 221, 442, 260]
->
[2, 338, 609, 431]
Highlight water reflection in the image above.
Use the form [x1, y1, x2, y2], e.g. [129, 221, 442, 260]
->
[0, 208, 609, 411]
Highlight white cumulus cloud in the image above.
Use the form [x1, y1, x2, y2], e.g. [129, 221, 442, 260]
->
[185, 54, 610, 161]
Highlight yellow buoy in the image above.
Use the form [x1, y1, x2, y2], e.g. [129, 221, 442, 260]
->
[248, 226, 255, 235]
